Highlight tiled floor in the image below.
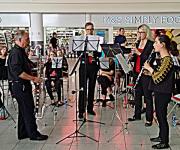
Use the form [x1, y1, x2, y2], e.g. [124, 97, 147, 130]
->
[0, 58, 179, 150]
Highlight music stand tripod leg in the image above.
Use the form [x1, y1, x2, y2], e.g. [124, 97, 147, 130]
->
[108, 71, 129, 142]
[0, 81, 16, 126]
[1, 105, 16, 125]
[56, 70, 99, 144]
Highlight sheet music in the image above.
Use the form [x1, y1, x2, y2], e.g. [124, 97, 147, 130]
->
[100, 44, 122, 57]
[29, 56, 39, 63]
[116, 53, 131, 74]
[99, 58, 109, 69]
[52, 57, 63, 69]
[5, 55, 8, 66]
[69, 35, 104, 52]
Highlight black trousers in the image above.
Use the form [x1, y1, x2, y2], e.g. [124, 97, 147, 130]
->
[134, 75, 153, 122]
[154, 92, 171, 144]
[0, 92, 3, 108]
[45, 78, 62, 101]
[97, 76, 113, 95]
[78, 63, 98, 113]
[12, 82, 39, 139]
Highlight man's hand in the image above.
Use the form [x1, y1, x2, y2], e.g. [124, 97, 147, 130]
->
[33, 77, 42, 83]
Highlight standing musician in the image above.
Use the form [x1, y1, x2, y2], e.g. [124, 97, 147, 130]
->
[7, 30, 48, 141]
[144, 35, 174, 149]
[44, 50, 68, 107]
[128, 24, 155, 127]
[78, 22, 100, 119]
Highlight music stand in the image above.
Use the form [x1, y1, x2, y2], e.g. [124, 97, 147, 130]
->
[51, 57, 62, 69]
[99, 57, 109, 69]
[73, 35, 105, 127]
[107, 53, 131, 142]
[100, 43, 122, 57]
[56, 35, 104, 144]
[99, 44, 122, 108]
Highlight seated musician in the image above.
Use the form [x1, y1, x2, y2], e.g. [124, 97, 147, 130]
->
[0, 46, 8, 80]
[0, 46, 15, 99]
[97, 57, 115, 107]
[44, 50, 68, 107]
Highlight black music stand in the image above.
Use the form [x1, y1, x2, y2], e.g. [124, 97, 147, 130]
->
[56, 35, 104, 144]
[107, 53, 131, 142]
[73, 35, 105, 126]
[100, 43, 122, 57]
[99, 44, 122, 105]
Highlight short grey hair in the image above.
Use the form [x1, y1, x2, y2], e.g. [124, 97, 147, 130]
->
[14, 30, 27, 41]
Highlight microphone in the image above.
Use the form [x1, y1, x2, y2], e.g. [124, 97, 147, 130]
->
[72, 87, 84, 94]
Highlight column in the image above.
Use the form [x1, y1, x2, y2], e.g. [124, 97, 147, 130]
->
[108, 27, 114, 43]
[30, 13, 44, 56]
[85, 13, 91, 22]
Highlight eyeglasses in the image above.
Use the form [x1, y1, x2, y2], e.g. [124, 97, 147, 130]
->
[86, 28, 94, 31]
[138, 31, 146, 34]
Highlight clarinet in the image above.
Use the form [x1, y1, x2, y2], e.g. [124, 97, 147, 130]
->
[134, 49, 155, 89]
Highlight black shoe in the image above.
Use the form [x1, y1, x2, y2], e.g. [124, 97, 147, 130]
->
[18, 135, 29, 140]
[30, 134, 48, 141]
[152, 143, 169, 149]
[50, 101, 57, 106]
[87, 110, 96, 116]
[145, 122, 152, 127]
[78, 113, 84, 119]
[56, 102, 64, 107]
[102, 100, 106, 107]
[128, 116, 141, 121]
[141, 107, 146, 114]
[109, 94, 115, 101]
[150, 137, 162, 142]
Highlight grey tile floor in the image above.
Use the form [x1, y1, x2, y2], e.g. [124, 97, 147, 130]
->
[0, 59, 179, 150]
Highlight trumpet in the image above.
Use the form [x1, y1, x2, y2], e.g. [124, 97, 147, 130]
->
[134, 49, 155, 89]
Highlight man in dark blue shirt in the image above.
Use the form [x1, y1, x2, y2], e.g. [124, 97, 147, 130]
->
[114, 28, 127, 52]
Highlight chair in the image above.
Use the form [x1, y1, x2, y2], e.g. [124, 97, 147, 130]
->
[95, 77, 115, 109]
[167, 94, 180, 117]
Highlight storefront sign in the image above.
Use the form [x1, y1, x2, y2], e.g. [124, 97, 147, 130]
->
[43, 14, 86, 27]
[0, 14, 30, 27]
[92, 14, 180, 28]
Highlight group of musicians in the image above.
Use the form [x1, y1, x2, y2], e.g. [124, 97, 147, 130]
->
[0, 22, 179, 149]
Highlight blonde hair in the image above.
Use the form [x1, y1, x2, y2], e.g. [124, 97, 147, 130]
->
[138, 24, 153, 41]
